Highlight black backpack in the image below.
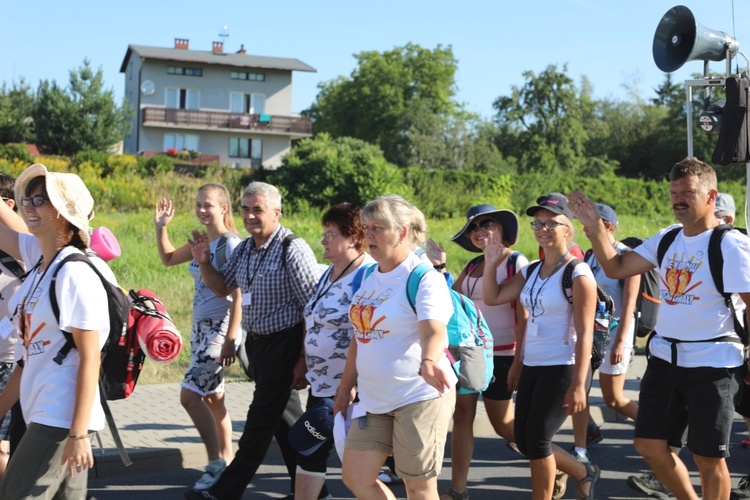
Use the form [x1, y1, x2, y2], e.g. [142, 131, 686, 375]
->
[615, 237, 662, 338]
[48, 251, 138, 467]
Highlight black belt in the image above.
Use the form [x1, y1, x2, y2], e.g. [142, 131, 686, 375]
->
[661, 334, 742, 366]
[247, 321, 303, 341]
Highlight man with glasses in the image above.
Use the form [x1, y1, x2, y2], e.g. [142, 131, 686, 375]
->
[569, 158, 750, 499]
[186, 182, 324, 500]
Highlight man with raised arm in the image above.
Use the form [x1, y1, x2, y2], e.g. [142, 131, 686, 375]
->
[569, 158, 750, 500]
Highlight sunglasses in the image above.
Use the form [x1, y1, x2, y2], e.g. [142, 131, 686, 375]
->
[530, 220, 567, 231]
[21, 195, 48, 207]
[468, 219, 496, 234]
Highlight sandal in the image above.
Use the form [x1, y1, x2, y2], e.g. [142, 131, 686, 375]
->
[576, 463, 600, 500]
[440, 487, 469, 500]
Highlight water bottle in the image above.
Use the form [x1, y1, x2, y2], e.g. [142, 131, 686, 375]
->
[595, 301, 609, 332]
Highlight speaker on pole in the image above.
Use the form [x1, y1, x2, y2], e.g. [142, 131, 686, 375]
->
[653, 5, 739, 72]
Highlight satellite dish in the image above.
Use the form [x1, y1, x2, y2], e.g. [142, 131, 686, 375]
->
[653, 5, 739, 72]
[140, 80, 155, 96]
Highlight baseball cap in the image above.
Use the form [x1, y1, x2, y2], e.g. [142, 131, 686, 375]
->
[525, 193, 574, 220]
[288, 398, 334, 456]
[715, 193, 736, 217]
[595, 204, 618, 227]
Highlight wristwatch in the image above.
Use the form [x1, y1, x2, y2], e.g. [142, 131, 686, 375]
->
[434, 263, 447, 271]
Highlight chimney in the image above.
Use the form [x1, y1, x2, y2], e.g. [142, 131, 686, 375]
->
[212, 41, 224, 53]
[174, 38, 189, 50]
[236, 44, 246, 55]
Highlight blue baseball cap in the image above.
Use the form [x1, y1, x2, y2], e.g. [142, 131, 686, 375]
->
[595, 203, 618, 227]
[288, 398, 334, 456]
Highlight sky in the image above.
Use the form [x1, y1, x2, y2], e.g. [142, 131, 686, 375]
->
[1, 1, 748, 120]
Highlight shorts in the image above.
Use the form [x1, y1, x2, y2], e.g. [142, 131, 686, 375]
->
[182, 317, 229, 396]
[345, 391, 456, 481]
[635, 356, 738, 457]
[0, 362, 12, 440]
[482, 356, 514, 401]
[599, 321, 635, 376]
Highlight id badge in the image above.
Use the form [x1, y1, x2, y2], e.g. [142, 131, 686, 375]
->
[0, 317, 12, 340]
[242, 292, 253, 306]
[526, 321, 538, 339]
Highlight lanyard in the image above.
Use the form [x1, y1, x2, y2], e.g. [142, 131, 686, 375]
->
[308, 254, 363, 314]
[245, 232, 279, 289]
[528, 252, 569, 320]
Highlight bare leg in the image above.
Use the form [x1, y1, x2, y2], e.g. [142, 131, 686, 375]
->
[483, 398, 514, 442]
[572, 407, 589, 450]
[529, 455, 557, 500]
[403, 476, 439, 500]
[599, 373, 638, 421]
[634, 437, 698, 500]
[180, 387, 220, 460]
[693, 454, 731, 500]
[447, 393, 478, 493]
[296, 468, 326, 500]
[342, 449, 396, 500]
[204, 392, 233, 460]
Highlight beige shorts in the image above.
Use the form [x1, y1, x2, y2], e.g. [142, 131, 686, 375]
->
[345, 391, 456, 481]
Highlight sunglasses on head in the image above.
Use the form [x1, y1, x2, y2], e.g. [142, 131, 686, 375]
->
[530, 220, 567, 231]
[468, 219, 496, 234]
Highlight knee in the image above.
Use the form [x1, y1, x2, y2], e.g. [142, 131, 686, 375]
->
[180, 389, 200, 409]
[452, 402, 477, 426]
[693, 454, 726, 475]
[634, 438, 668, 463]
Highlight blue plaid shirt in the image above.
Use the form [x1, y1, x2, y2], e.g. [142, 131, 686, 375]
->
[222, 224, 319, 335]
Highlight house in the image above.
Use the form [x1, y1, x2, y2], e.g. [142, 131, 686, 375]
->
[120, 39, 315, 168]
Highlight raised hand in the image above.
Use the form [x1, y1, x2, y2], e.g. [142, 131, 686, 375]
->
[424, 238, 447, 266]
[189, 229, 211, 264]
[483, 229, 506, 267]
[567, 190, 601, 229]
[154, 198, 175, 228]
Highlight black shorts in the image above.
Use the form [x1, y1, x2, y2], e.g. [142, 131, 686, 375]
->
[482, 356, 514, 401]
[635, 356, 738, 458]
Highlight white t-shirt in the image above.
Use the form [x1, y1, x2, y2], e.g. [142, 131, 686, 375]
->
[0, 257, 24, 363]
[520, 260, 596, 366]
[460, 253, 529, 356]
[10, 233, 112, 430]
[635, 224, 750, 368]
[349, 253, 454, 414]
[303, 255, 375, 397]
[188, 234, 241, 321]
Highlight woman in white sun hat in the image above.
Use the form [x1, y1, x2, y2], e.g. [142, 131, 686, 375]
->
[0, 163, 115, 499]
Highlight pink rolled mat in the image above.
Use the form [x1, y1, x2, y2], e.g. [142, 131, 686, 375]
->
[131, 289, 182, 363]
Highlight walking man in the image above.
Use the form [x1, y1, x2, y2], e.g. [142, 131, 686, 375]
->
[187, 182, 321, 500]
[569, 158, 750, 499]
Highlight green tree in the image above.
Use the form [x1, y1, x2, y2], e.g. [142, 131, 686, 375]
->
[33, 59, 134, 156]
[0, 79, 35, 144]
[268, 134, 411, 208]
[306, 43, 459, 167]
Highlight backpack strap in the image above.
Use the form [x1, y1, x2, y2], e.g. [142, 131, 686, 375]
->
[505, 251, 521, 280]
[561, 259, 579, 305]
[464, 255, 484, 277]
[0, 249, 24, 280]
[214, 231, 239, 271]
[708, 224, 748, 345]
[351, 263, 376, 294]
[656, 227, 681, 267]
[406, 263, 434, 314]
[583, 249, 594, 265]
[281, 233, 299, 268]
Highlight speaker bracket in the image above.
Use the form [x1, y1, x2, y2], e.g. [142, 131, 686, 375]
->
[685, 78, 726, 157]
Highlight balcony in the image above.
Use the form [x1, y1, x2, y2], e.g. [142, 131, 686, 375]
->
[141, 107, 312, 137]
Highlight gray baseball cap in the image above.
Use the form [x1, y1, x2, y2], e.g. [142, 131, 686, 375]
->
[715, 193, 736, 217]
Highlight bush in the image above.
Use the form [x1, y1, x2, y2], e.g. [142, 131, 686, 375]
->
[0, 144, 33, 164]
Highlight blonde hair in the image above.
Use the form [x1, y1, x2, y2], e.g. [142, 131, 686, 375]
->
[198, 183, 237, 233]
[362, 195, 426, 247]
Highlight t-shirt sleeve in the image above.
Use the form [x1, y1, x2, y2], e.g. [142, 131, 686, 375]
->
[722, 231, 750, 293]
[414, 270, 453, 325]
[18, 233, 42, 269]
[572, 261, 596, 283]
[55, 261, 109, 334]
[634, 224, 682, 267]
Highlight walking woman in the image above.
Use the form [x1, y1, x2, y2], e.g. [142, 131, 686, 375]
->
[294, 202, 374, 499]
[434, 204, 529, 500]
[334, 195, 456, 500]
[483, 193, 600, 499]
[0, 163, 113, 498]
[154, 183, 242, 491]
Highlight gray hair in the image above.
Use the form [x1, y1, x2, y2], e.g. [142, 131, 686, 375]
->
[242, 182, 281, 210]
[362, 194, 427, 247]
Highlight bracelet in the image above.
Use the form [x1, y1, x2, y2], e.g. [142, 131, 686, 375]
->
[433, 263, 447, 271]
[421, 358, 435, 365]
[67, 433, 89, 441]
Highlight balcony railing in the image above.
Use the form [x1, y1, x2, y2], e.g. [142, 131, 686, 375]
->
[142, 107, 312, 135]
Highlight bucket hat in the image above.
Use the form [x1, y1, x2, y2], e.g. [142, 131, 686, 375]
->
[451, 204, 519, 253]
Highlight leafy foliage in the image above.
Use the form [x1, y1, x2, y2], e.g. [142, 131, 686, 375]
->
[0, 79, 35, 144]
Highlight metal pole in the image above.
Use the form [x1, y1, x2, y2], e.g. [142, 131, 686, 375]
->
[687, 85, 694, 157]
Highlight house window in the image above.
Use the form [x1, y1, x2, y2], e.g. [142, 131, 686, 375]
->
[166, 88, 200, 110]
[167, 66, 203, 77]
[164, 133, 199, 152]
[230, 71, 265, 81]
[229, 92, 265, 114]
[229, 138, 262, 166]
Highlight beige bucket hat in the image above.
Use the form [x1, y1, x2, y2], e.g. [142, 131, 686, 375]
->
[14, 163, 94, 247]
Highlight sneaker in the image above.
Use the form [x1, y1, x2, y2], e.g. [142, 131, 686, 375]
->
[742, 438, 750, 449]
[569, 447, 590, 464]
[586, 424, 603, 447]
[626, 471, 671, 499]
[184, 491, 218, 500]
[552, 470, 568, 500]
[193, 458, 227, 491]
[377, 469, 403, 485]
[440, 487, 469, 500]
[731, 475, 750, 499]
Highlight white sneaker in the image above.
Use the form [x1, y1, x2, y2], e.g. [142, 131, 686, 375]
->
[193, 458, 227, 491]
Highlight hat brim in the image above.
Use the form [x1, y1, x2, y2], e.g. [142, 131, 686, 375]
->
[15, 164, 93, 247]
[451, 209, 519, 253]
[525, 205, 573, 220]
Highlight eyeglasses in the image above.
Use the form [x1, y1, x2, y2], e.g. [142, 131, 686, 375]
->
[321, 231, 340, 242]
[530, 220, 567, 231]
[21, 195, 48, 207]
[468, 219, 496, 234]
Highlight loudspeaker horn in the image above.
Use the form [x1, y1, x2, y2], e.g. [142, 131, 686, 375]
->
[653, 5, 739, 72]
